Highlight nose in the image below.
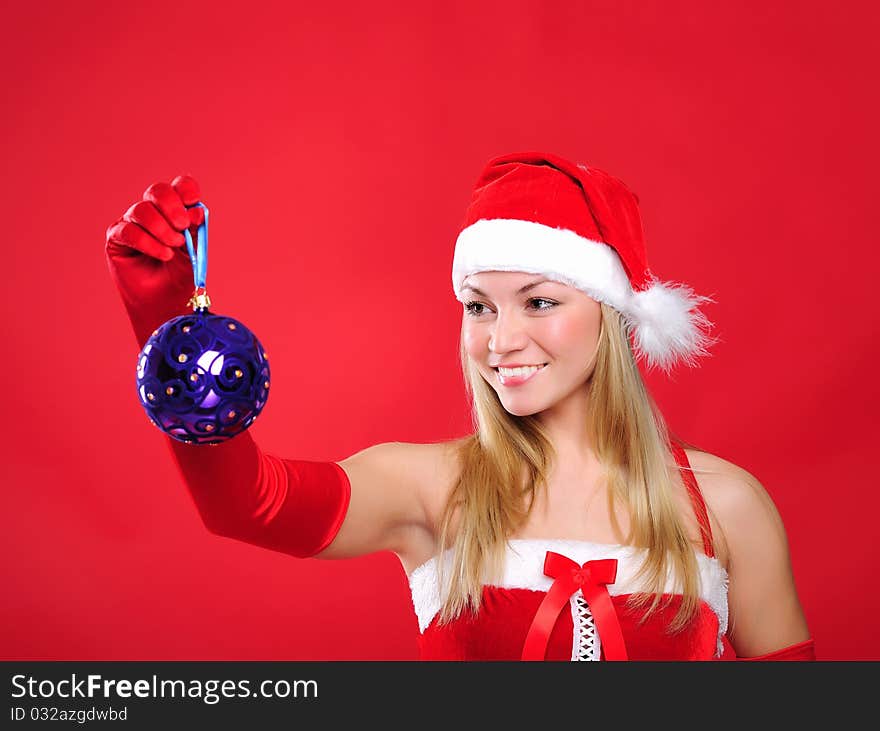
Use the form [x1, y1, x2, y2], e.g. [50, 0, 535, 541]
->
[488, 311, 529, 354]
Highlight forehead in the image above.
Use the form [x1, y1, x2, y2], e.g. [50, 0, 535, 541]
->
[462, 271, 568, 295]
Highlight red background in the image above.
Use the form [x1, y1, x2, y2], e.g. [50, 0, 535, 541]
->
[2, 1, 877, 660]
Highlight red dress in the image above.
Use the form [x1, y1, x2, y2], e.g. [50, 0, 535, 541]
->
[408, 445, 729, 661]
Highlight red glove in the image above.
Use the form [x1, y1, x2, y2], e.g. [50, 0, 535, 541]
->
[738, 638, 816, 661]
[105, 177, 350, 558]
[105, 175, 206, 349]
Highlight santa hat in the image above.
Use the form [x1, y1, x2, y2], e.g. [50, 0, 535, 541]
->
[451, 151, 716, 373]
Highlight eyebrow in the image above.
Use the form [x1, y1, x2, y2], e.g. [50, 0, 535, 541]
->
[461, 278, 553, 297]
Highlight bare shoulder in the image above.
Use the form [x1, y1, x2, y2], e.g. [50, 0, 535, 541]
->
[682, 449, 785, 571]
[683, 449, 781, 525]
[333, 436, 465, 567]
[684, 449, 811, 656]
[396, 436, 467, 573]
[338, 437, 463, 517]
[311, 437, 466, 566]
[394, 436, 467, 538]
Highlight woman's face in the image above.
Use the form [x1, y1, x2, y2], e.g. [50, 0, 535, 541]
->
[461, 271, 603, 417]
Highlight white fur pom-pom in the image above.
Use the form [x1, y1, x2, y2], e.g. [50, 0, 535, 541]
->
[627, 280, 717, 373]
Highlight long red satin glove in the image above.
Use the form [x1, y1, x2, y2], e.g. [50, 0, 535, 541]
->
[106, 176, 350, 558]
[738, 638, 816, 661]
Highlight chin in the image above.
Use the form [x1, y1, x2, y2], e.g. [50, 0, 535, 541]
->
[498, 399, 544, 418]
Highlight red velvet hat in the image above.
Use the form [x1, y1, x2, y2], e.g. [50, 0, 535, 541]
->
[451, 151, 716, 372]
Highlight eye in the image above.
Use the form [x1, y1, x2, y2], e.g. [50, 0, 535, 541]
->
[463, 298, 558, 317]
[528, 298, 557, 311]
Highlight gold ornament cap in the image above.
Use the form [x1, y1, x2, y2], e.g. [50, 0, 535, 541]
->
[188, 286, 212, 311]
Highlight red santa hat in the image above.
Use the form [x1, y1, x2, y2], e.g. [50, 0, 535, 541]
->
[451, 151, 716, 373]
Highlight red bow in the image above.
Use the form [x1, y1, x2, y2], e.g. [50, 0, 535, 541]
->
[521, 552, 628, 661]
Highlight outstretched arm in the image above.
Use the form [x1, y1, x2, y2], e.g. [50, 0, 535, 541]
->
[165, 431, 438, 562]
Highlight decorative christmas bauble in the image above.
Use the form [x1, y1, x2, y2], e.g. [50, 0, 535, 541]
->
[136, 308, 270, 444]
[134, 201, 270, 444]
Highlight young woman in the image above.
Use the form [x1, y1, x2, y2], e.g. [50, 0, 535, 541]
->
[106, 151, 814, 661]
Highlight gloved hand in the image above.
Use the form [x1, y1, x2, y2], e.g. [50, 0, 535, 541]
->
[105, 175, 206, 348]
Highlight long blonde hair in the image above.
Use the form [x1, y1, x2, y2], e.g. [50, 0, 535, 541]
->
[434, 302, 713, 634]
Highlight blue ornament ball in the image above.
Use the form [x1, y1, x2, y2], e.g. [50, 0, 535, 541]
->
[135, 309, 270, 445]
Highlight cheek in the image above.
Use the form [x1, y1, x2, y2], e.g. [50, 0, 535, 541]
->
[461, 323, 484, 358]
[543, 316, 584, 347]
[543, 311, 601, 354]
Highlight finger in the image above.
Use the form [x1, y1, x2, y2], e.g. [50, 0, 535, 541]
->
[106, 220, 175, 262]
[124, 200, 185, 248]
[143, 181, 189, 231]
[171, 174, 201, 206]
[188, 205, 205, 228]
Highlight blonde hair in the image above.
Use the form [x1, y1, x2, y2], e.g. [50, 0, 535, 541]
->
[434, 302, 713, 634]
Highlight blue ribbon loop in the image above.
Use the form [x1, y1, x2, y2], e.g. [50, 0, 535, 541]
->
[183, 202, 209, 290]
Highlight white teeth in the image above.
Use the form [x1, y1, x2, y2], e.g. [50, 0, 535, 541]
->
[497, 364, 544, 378]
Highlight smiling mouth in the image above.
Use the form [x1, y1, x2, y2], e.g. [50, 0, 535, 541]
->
[492, 364, 548, 373]
[493, 363, 548, 384]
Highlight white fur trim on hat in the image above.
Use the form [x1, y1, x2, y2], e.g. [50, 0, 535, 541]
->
[452, 218, 716, 372]
[629, 280, 717, 372]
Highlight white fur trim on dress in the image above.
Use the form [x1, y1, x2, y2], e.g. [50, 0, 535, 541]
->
[407, 538, 729, 658]
[452, 218, 716, 372]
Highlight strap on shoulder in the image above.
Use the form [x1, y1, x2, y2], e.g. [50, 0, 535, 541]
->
[669, 441, 715, 559]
